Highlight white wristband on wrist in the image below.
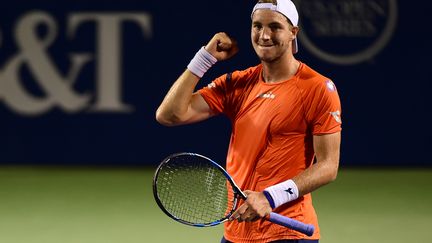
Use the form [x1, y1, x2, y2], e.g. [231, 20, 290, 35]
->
[264, 179, 299, 209]
[187, 46, 217, 78]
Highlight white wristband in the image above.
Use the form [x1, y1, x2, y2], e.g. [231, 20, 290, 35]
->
[187, 46, 217, 78]
[264, 179, 299, 209]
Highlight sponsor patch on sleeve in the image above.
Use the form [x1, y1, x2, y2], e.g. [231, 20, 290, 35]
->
[325, 79, 337, 92]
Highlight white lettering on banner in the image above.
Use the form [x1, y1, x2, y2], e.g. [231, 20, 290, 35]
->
[0, 11, 152, 116]
[294, 0, 397, 65]
[69, 13, 152, 112]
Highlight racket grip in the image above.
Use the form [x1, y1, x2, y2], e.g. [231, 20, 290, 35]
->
[269, 212, 315, 237]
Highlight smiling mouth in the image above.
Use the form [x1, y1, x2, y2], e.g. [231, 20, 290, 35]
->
[258, 44, 273, 47]
[258, 45, 274, 49]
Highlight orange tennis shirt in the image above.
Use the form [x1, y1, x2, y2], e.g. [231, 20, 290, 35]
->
[199, 62, 342, 242]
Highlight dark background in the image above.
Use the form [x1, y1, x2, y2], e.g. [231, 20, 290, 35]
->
[1, 0, 430, 166]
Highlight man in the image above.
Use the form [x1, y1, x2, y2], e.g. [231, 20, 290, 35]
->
[156, 0, 342, 242]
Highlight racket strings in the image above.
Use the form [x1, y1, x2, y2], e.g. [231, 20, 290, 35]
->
[156, 155, 235, 224]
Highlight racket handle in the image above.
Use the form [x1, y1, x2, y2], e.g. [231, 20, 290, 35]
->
[269, 212, 315, 237]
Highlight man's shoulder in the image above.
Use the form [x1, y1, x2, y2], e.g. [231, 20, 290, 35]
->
[229, 64, 261, 81]
[297, 62, 333, 90]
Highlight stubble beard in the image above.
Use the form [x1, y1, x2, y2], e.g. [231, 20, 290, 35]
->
[256, 46, 287, 64]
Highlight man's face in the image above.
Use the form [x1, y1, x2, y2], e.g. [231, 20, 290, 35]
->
[251, 9, 297, 62]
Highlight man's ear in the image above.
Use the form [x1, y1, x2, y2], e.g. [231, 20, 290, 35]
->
[291, 26, 300, 40]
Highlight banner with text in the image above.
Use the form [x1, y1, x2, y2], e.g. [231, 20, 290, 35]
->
[1, 0, 430, 166]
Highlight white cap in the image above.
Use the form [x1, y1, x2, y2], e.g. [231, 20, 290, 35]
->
[251, 0, 299, 54]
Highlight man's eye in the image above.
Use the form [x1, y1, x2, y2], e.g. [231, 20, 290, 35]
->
[269, 25, 282, 31]
[253, 25, 262, 30]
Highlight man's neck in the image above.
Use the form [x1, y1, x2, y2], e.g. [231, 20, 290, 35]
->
[261, 56, 300, 84]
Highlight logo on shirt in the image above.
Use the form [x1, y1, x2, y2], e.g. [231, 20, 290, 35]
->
[326, 80, 337, 92]
[257, 91, 275, 99]
[330, 110, 342, 123]
[207, 82, 216, 88]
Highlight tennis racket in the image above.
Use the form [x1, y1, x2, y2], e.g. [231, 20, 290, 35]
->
[152, 152, 315, 236]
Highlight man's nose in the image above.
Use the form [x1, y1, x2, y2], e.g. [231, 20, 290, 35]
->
[260, 27, 271, 40]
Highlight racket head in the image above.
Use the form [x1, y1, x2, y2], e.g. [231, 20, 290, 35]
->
[152, 152, 242, 227]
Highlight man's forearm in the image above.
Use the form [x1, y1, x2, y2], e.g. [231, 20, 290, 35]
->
[292, 160, 339, 196]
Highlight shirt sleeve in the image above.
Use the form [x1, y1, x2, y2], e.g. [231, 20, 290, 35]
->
[198, 72, 243, 120]
[198, 73, 231, 115]
[305, 79, 342, 135]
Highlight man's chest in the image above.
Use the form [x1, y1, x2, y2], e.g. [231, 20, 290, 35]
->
[233, 83, 308, 135]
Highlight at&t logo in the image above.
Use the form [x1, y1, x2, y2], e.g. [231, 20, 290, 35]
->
[0, 11, 152, 116]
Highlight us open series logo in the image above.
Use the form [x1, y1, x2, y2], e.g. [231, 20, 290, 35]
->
[294, 0, 398, 65]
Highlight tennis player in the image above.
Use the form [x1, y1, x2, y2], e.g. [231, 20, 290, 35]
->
[156, 0, 342, 242]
